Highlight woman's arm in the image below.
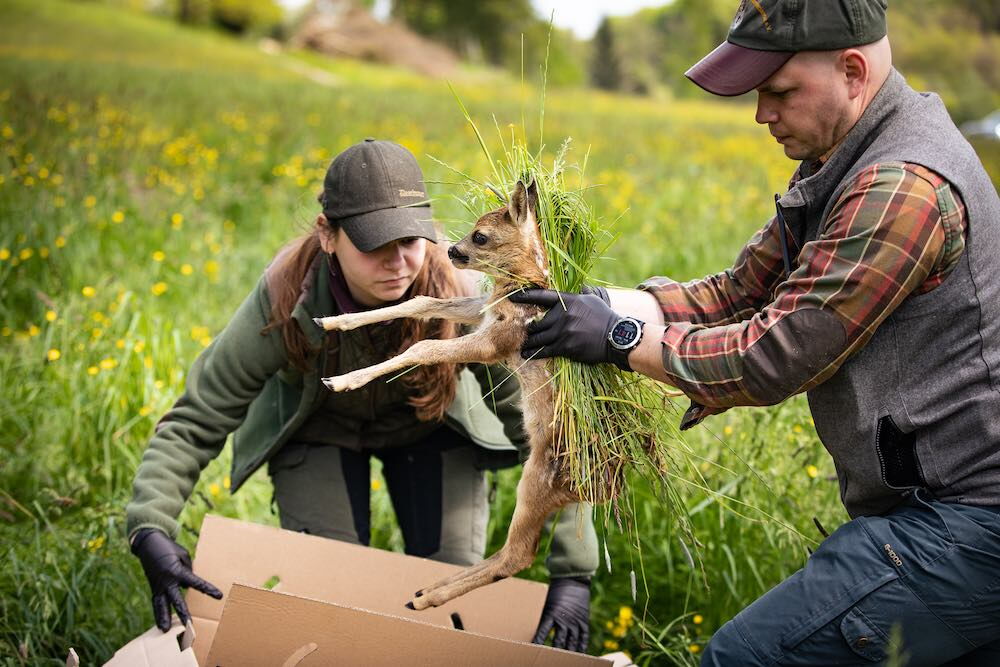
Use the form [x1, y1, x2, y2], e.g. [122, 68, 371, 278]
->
[126, 276, 288, 540]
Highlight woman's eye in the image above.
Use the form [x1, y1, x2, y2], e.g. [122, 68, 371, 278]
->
[472, 231, 488, 245]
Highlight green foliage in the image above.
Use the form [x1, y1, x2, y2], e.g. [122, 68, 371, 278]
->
[172, 0, 283, 34]
[390, 0, 584, 85]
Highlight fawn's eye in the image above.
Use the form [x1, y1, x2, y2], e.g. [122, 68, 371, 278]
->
[472, 231, 488, 245]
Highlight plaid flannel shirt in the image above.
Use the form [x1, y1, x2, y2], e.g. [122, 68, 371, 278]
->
[639, 162, 967, 422]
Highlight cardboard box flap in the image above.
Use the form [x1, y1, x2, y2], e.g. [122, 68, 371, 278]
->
[188, 515, 547, 661]
[102, 622, 198, 666]
[208, 584, 609, 666]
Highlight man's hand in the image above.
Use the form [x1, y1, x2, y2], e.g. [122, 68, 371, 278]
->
[509, 288, 626, 368]
[532, 577, 591, 653]
[131, 528, 224, 631]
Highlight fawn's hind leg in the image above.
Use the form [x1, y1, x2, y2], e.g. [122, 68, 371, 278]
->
[408, 453, 577, 611]
[323, 332, 499, 392]
[314, 295, 486, 332]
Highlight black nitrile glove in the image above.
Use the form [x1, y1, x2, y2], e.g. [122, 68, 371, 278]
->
[579, 284, 610, 305]
[532, 577, 591, 653]
[131, 528, 223, 632]
[509, 288, 627, 369]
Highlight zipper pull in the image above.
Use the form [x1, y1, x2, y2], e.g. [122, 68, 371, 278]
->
[774, 193, 794, 278]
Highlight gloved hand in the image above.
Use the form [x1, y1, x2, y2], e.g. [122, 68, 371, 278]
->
[532, 577, 591, 653]
[131, 528, 223, 631]
[508, 288, 627, 368]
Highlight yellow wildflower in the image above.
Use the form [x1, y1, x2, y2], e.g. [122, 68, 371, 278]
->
[1, 326, 10, 336]
[152, 250, 165, 262]
[190, 325, 209, 341]
[209, 483, 221, 497]
[1, 125, 11, 138]
[91, 311, 105, 322]
[82, 286, 96, 298]
[91, 328, 103, 339]
[0, 248, 9, 260]
[180, 263, 193, 276]
[204, 260, 219, 279]
[86, 535, 106, 552]
[84, 195, 96, 208]
[689, 644, 701, 654]
[19, 248, 33, 260]
[39, 247, 49, 258]
[793, 424, 803, 433]
[145, 356, 154, 370]
[371, 478, 382, 491]
[200, 336, 211, 347]
[151, 281, 168, 296]
[171, 213, 183, 229]
[693, 614, 704, 625]
[154, 379, 164, 389]
[87, 366, 98, 376]
[47, 348, 61, 361]
[23, 176, 34, 187]
[603, 640, 619, 651]
[54, 196, 66, 208]
[115, 339, 126, 350]
[45, 310, 57, 322]
[806, 465, 819, 479]
[99, 358, 117, 370]
[111, 211, 124, 224]
[223, 476, 231, 490]
[139, 405, 152, 417]
[55, 236, 66, 248]
[133, 340, 145, 353]
[28, 324, 40, 337]
[723, 425, 734, 436]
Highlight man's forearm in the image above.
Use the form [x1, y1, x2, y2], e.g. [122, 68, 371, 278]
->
[606, 288, 666, 325]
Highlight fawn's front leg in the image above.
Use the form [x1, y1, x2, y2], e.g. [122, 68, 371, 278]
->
[408, 451, 577, 610]
[314, 295, 487, 332]
[322, 330, 500, 392]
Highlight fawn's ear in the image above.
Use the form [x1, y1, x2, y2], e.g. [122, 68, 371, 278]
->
[508, 179, 538, 228]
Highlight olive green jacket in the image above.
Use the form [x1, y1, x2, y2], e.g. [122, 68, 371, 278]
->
[126, 252, 598, 578]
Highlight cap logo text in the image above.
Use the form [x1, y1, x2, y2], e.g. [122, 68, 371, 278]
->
[398, 189, 425, 198]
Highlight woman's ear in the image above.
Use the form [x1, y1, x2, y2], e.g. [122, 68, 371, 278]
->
[316, 214, 336, 254]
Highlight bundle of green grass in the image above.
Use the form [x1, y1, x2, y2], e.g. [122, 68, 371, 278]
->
[438, 111, 700, 535]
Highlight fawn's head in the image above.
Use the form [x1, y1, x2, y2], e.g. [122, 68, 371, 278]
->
[448, 180, 549, 288]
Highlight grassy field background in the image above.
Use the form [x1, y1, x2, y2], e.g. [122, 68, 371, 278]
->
[2, 1, 996, 664]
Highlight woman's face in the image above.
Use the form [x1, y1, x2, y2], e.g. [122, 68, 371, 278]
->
[321, 220, 427, 307]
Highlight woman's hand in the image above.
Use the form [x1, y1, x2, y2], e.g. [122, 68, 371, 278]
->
[131, 528, 224, 631]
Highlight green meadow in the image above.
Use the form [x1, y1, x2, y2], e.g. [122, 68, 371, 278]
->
[7, 1, 993, 664]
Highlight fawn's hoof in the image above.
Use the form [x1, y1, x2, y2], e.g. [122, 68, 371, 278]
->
[322, 376, 351, 392]
[407, 595, 433, 611]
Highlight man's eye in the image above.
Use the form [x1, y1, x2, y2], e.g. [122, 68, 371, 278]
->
[400, 237, 419, 246]
[472, 231, 488, 245]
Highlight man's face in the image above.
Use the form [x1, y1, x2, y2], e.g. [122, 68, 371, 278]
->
[754, 52, 852, 161]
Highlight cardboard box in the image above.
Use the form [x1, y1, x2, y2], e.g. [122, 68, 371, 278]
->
[102, 515, 614, 665]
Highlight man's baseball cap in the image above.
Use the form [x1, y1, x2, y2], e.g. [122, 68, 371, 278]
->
[320, 139, 437, 252]
[686, 0, 888, 97]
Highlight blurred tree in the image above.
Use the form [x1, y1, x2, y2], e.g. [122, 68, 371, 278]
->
[590, 17, 621, 91]
[172, 0, 282, 34]
[390, 0, 582, 84]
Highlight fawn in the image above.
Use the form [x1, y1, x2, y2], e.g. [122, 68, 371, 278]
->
[314, 180, 587, 611]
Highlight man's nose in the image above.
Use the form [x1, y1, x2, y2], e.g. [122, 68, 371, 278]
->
[755, 97, 778, 125]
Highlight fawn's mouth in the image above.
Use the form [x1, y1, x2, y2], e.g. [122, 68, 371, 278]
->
[447, 245, 469, 265]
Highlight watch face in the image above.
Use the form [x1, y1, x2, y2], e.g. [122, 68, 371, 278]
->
[609, 318, 640, 349]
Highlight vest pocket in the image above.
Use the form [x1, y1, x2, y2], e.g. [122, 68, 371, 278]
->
[876, 415, 926, 489]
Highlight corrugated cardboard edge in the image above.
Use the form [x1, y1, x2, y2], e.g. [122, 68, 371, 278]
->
[102, 621, 198, 666]
[187, 514, 550, 662]
[208, 584, 611, 666]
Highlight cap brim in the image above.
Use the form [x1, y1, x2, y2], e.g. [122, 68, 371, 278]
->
[685, 41, 794, 97]
[338, 206, 438, 252]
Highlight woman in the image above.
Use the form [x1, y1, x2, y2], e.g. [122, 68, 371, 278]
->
[125, 139, 598, 653]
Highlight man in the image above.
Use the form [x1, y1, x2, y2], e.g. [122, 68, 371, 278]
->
[511, 0, 1000, 664]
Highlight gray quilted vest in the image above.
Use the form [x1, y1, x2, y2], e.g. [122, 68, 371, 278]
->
[777, 70, 1000, 518]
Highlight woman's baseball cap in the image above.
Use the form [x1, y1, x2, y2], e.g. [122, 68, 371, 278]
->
[320, 139, 438, 252]
[686, 0, 888, 97]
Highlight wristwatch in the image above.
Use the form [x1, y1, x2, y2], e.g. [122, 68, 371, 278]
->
[607, 317, 644, 371]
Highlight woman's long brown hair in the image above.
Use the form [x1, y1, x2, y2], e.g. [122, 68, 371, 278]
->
[263, 218, 462, 423]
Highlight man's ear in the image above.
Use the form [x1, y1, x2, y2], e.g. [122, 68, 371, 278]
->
[842, 49, 869, 100]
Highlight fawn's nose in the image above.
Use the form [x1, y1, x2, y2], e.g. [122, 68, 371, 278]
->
[448, 245, 469, 263]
